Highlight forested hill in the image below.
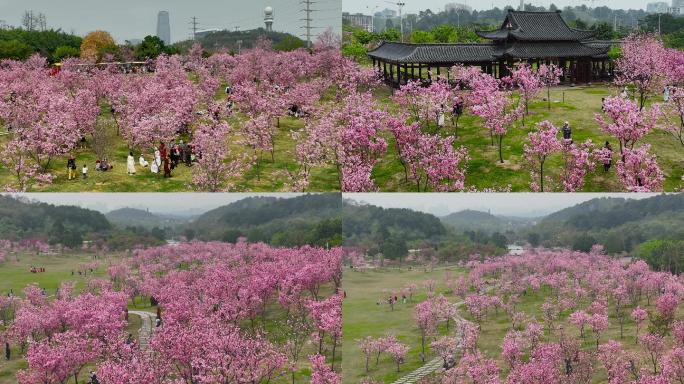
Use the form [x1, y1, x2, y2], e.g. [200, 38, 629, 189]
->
[343, 201, 446, 245]
[0, 195, 110, 246]
[189, 193, 342, 247]
[105, 208, 166, 228]
[441, 209, 533, 233]
[527, 194, 684, 259]
[176, 28, 305, 53]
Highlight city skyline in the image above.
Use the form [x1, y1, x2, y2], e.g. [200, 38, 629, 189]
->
[0, 0, 341, 43]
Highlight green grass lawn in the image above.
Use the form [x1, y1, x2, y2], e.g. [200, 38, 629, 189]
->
[342, 266, 681, 383]
[1, 84, 681, 192]
[341, 266, 465, 383]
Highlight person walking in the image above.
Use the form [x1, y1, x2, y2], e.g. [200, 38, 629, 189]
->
[5, 342, 9, 361]
[562, 122, 572, 142]
[82, 164, 88, 179]
[163, 156, 171, 178]
[603, 141, 612, 172]
[67, 154, 76, 180]
[126, 151, 136, 175]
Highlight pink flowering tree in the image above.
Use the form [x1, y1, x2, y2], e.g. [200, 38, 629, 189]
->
[632, 307, 648, 339]
[640, 333, 666, 374]
[385, 339, 409, 372]
[659, 86, 684, 148]
[538, 64, 563, 110]
[615, 34, 668, 110]
[589, 312, 609, 349]
[309, 354, 341, 384]
[560, 139, 595, 192]
[615, 145, 664, 192]
[415, 299, 438, 361]
[594, 96, 659, 159]
[506, 63, 542, 118]
[431, 336, 458, 367]
[191, 121, 253, 192]
[523, 120, 563, 192]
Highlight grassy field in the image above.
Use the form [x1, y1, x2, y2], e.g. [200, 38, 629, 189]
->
[342, 265, 677, 383]
[0, 84, 681, 192]
[341, 266, 465, 383]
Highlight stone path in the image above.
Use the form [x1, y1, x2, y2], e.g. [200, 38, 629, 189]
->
[129, 310, 155, 352]
[391, 301, 469, 384]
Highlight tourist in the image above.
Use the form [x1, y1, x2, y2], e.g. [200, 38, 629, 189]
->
[82, 164, 88, 179]
[89, 371, 99, 384]
[139, 154, 149, 168]
[155, 317, 162, 327]
[152, 147, 161, 174]
[437, 104, 445, 128]
[67, 154, 76, 180]
[562, 121, 572, 142]
[620, 86, 629, 99]
[664, 86, 670, 102]
[5, 342, 9, 361]
[451, 99, 463, 128]
[126, 151, 136, 175]
[163, 156, 171, 178]
[100, 158, 112, 172]
[603, 141, 612, 172]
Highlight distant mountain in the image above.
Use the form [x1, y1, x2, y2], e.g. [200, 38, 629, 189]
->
[190, 193, 342, 247]
[440, 209, 534, 232]
[175, 28, 305, 53]
[529, 194, 684, 254]
[106, 208, 165, 228]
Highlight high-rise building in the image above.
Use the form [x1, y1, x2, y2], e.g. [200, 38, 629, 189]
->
[343, 12, 373, 32]
[264, 6, 274, 31]
[444, 3, 473, 12]
[156, 11, 171, 45]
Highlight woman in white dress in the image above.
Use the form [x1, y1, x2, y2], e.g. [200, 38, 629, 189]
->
[139, 154, 149, 168]
[437, 104, 445, 128]
[127, 151, 136, 175]
[151, 148, 161, 174]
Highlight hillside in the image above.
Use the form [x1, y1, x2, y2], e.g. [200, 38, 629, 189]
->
[176, 28, 305, 53]
[0, 195, 110, 246]
[441, 210, 534, 232]
[106, 208, 171, 228]
[528, 194, 684, 255]
[190, 193, 342, 247]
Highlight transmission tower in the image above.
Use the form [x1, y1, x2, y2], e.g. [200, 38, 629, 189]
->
[300, 0, 316, 49]
[189, 16, 199, 41]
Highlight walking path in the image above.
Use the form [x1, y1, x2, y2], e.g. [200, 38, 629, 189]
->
[391, 301, 469, 384]
[129, 310, 155, 352]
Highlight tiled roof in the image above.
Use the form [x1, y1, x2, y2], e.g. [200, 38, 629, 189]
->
[476, 10, 596, 41]
[367, 41, 611, 63]
[368, 42, 497, 64]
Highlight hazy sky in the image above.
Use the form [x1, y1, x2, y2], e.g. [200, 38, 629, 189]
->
[343, 0, 646, 14]
[8, 193, 305, 215]
[0, 0, 341, 43]
[344, 193, 660, 217]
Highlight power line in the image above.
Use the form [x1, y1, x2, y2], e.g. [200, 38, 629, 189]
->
[300, 0, 316, 49]
[189, 16, 200, 41]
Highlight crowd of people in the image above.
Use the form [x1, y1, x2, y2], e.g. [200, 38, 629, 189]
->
[66, 140, 197, 181]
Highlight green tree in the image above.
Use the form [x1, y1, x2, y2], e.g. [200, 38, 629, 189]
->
[134, 35, 167, 60]
[527, 232, 541, 247]
[0, 40, 33, 60]
[273, 35, 305, 51]
[410, 30, 435, 43]
[431, 25, 457, 43]
[572, 234, 596, 252]
[341, 41, 368, 61]
[381, 28, 401, 42]
[53, 45, 80, 61]
[381, 235, 408, 262]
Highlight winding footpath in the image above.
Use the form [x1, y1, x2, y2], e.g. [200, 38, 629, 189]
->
[391, 301, 470, 384]
[129, 310, 156, 352]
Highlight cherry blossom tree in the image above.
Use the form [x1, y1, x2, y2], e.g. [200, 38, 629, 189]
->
[659, 86, 684, 148]
[632, 307, 648, 339]
[615, 145, 664, 192]
[615, 34, 668, 110]
[523, 120, 563, 192]
[506, 63, 542, 118]
[594, 96, 659, 159]
[191, 121, 253, 192]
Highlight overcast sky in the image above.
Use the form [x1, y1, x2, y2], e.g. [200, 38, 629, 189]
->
[8, 193, 305, 215]
[343, 0, 646, 14]
[344, 193, 661, 217]
[0, 0, 341, 43]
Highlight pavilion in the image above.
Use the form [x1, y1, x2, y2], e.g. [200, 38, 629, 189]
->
[368, 10, 615, 88]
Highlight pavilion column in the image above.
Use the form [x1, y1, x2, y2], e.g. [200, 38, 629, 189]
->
[418, 64, 422, 80]
[404, 63, 409, 85]
[383, 61, 388, 84]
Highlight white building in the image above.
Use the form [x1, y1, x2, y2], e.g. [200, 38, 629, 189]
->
[647, 1, 670, 12]
[507, 244, 524, 256]
[343, 12, 374, 32]
[445, 2, 473, 12]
